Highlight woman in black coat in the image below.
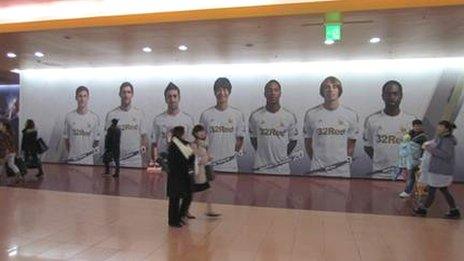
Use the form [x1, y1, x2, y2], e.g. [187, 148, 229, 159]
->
[21, 119, 44, 177]
[167, 126, 195, 228]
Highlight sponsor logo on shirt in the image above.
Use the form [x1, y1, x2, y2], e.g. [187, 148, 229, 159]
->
[120, 124, 139, 131]
[71, 128, 92, 136]
[375, 125, 408, 144]
[259, 128, 285, 137]
[209, 125, 234, 133]
[316, 127, 346, 136]
[376, 134, 401, 144]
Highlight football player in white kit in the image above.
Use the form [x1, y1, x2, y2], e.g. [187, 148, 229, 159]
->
[363, 80, 416, 179]
[63, 86, 101, 165]
[105, 82, 148, 167]
[249, 80, 298, 175]
[304, 77, 359, 177]
[151, 83, 194, 166]
[199, 77, 246, 172]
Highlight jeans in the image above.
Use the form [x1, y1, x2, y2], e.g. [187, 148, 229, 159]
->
[424, 186, 456, 209]
[404, 166, 419, 194]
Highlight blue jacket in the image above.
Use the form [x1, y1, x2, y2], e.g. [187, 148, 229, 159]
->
[428, 134, 457, 176]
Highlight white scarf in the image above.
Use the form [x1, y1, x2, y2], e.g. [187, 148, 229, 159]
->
[172, 137, 193, 159]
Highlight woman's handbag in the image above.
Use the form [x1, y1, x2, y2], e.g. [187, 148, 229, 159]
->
[36, 138, 49, 154]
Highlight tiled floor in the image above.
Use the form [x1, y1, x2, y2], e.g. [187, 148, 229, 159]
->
[0, 187, 463, 261]
[3, 164, 463, 217]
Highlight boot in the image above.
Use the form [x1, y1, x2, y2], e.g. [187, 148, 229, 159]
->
[413, 207, 427, 217]
[444, 209, 461, 219]
[36, 167, 44, 178]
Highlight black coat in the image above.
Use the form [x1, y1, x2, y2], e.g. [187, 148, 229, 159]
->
[104, 125, 121, 153]
[167, 139, 195, 197]
[21, 129, 38, 153]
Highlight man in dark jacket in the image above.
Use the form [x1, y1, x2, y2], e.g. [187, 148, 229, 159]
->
[104, 118, 121, 178]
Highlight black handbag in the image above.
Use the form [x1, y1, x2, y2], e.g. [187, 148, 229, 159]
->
[36, 138, 49, 154]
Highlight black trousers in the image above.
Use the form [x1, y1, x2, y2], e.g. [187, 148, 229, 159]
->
[168, 193, 192, 225]
[104, 151, 120, 173]
[424, 186, 456, 209]
[24, 150, 44, 174]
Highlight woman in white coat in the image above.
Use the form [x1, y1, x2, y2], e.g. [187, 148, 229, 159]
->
[191, 124, 221, 217]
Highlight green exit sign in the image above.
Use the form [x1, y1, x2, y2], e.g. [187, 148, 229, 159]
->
[325, 23, 341, 41]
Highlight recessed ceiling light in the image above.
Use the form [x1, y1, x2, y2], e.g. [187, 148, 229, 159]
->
[34, 51, 44, 57]
[178, 45, 188, 51]
[324, 39, 335, 45]
[369, 37, 381, 43]
[6, 52, 17, 58]
[10, 68, 20, 74]
[142, 47, 152, 53]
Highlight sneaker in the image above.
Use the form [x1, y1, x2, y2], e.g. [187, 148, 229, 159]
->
[399, 192, 411, 198]
[112, 173, 119, 178]
[444, 209, 461, 219]
[413, 207, 427, 216]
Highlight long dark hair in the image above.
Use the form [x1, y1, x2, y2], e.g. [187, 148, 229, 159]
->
[24, 119, 35, 130]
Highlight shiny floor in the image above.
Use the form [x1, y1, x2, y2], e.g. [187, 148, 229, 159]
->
[0, 187, 463, 261]
[2, 164, 463, 218]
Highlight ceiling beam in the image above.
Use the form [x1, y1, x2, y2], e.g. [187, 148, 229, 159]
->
[1, 0, 464, 33]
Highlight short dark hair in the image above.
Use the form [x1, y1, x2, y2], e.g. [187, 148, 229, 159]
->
[412, 119, 422, 126]
[111, 118, 119, 125]
[438, 120, 457, 134]
[213, 77, 232, 94]
[171, 126, 185, 139]
[320, 76, 343, 97]
[119, 82, 134, 94]
[382, 80, 403, 94]
[164, 82, 180, 98]
[75, 86, 89, 97]
[264, 79, 281, 92]
[192, 124, 205, 139]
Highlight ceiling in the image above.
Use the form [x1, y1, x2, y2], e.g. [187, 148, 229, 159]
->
[0, 5, 464, 83]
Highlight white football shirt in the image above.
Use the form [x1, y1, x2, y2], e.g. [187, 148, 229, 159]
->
[363, 110, 416, 178]
[249, 107, 298, 175]
[200, 106, 246, 172]
[151, 111, 194, 154]
[105, 106, 148, 167]
[63, 110, 100, 165]
[303, 105, 359, 177]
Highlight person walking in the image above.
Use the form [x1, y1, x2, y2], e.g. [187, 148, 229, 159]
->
[191, 124, 221, 217]
[414, 120, 460, 219]
[0, 120, 23, 182]
[21, 119, 44, 178]
[167, 126, 195, 228]
[103, 119, 121, 178]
